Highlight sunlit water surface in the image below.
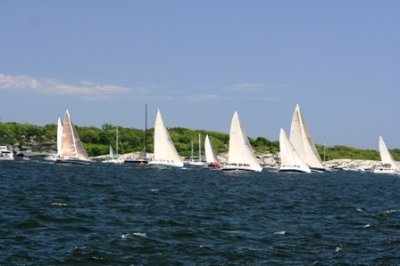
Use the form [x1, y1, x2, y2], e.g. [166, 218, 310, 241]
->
[1, 159, 399, 264]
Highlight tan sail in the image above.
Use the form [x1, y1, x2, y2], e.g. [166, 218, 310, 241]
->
[59, 110, 89, 161]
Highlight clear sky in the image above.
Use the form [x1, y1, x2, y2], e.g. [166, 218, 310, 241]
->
[0, 0, 399, 149]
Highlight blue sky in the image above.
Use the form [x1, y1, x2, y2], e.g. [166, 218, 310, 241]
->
[0, 0, 399, 149]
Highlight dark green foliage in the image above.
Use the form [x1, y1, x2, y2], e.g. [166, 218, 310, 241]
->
[0, 122, 395, 160]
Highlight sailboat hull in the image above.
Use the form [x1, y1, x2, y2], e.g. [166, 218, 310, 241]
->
[278, 165, 311, 173]
[55, 157, 91, 165]
[148, 160, 184, 168]
[222, 163, 262, 172]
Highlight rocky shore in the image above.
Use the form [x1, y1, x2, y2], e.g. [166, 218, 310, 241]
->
[14, 147, 384, 171]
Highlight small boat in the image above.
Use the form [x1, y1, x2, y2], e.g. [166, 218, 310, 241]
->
[147, 109, 183, 167]
[222, 111, 262, 172]
[290, 104, 325, 171]
[103, 127, 124, 164]
[278, 128, 311, 173]
[373, 136, 400, 174]
[0, 145, 14, 160]
[55, 110, 91, 164]
[204, 134, 222, 169]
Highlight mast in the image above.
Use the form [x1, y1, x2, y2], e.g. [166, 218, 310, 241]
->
[144, 104, 147, 155]
[116, 126, 119, 155]
[191, 140, 194, 161]
[199, 133, 201, 161]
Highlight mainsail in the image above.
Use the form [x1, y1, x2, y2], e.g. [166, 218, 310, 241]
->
[279, 128, 311, 173]
[205, 134, 218, 164]
[57, 117, 63, 157]
[378, 136, 399, 171]
[59, 110, 89, 161]
[223, 111, 262, 172]
[149, 109, 183, 167]
[290, 104, 324, 170]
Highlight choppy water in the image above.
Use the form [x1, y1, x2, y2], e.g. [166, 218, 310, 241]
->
[1, 159, 399, 265]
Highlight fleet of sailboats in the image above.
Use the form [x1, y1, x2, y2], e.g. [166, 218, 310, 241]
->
[3, 105, 395, 175]
[373, 136, 400, 174]
[147, 109, 184, 168]
[222, 112, 262, 172]
[56, 110, 91, 164]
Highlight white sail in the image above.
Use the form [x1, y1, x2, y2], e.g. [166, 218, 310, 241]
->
[205, 134, 222, 169]
[279, 128, 311, 173]
[148, 109, 183, 167]
[205, 135, 218, 163]
[109, 146, 115, 159]
[374, 136, 399, 173]
[290, 104, 324, 170]
[59, 110, 90, 162]
[222, 111, 262, 172]
[57, 117, 63, 156]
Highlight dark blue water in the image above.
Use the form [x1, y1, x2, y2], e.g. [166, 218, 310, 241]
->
[1, 159, 399, 265]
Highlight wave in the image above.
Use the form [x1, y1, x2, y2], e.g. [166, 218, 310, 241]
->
[273, 231, 287, 235]
[121, 232, 148, 240]
[51, 202, 68, 207]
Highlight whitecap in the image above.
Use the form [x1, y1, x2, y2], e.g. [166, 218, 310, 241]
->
[121, 232, 148, 240]
[150, 189, 159, 192]
[383, 210, 397, 215]
[335, 246, 343, 253]
[362, 224, 371, 228]
[133, 232, 148, 238]
[356, 208, 364, 213]
[51, 202, 68, 207]
[273, 231, 286, 235]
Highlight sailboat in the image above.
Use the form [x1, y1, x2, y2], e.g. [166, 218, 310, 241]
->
[147, 109, 184, 167]
[373, 136, 400, 174]
[278, 128, 311, 173]
[204, 134, 222, 169]
[222, 111, 262, 172]
[186, 134, 206, 166]
[103, 127, 124, 164]
[289, 104, 325, 171]
[56, 110, 90, 164]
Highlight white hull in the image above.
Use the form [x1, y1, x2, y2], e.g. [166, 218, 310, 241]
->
[148, 160, 184, 168]
[222, 163, 262, 172]
[185, 161, 206, 167]
[373, 164, 399, 174]
[278, 165, 311, 173]
[55, 157, 91, 164]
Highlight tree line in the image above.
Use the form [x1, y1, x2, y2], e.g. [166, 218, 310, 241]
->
[0, 122, 399, 161]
